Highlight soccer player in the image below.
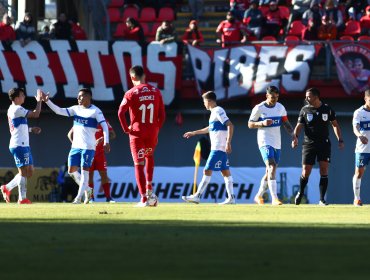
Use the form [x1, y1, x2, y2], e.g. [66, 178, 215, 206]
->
[182, 91, 235, 205]
[1, 88, 43, 204]
[292, 87, 344, 206]
[43, 88, 110, 204]
[352, 89, 370, 207]
[118, 65, 166, 207]
[248, 86, 296, 206]
[67, 120, 116, 203]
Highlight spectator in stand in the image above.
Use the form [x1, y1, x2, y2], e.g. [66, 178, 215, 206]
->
[216, 11, 248, 47]
[302, 18, 319, 40]
[15, 12, 36, 47]
[189, 0, 204, 21]
[263, 1, 287, 38]
[51, 13, 72, 40]
[38, 25, 52, 41]
[230, 0, 249, 20]
[288, 0, 313, 30]
[318, 15, 338, 40]
[360, 6, 370, 35]
[324, 0, 344, 33]
[70, 19, 87, 40]
[243, 0, 263, 40]
[0, 14, 16, 44]
[302, 1, 324, 27]
[344, 0, 368, 21]
[123, 17, 145, 43]
[182, 20, 204, 46]
[156, 20, 177, 44]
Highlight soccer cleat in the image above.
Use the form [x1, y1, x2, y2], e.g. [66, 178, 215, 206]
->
[182, 194, 200, 204]
[354, 199, 363, 207]
[295, 192, 303, 205]
[134, 201, 149, 207]
[84, 188, 93, 204]
[319, 200, 329, 206]
[1, 185, 11, 203]
[107, 198, 116, 203]
[271, 198, 283, 205]
[219, 195, 236, 205]
[72, 198, 82, 204]
[254, 195, 264, 205]
[18, 198, 32, 204]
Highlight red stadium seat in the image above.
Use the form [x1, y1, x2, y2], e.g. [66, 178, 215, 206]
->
[358, 35, 370, 41]
[262, 36, 277, 41]
[141, 22, 150, 36]
[340, 35, 354, 41]
[107, 8, 121, 23]
[150, 22, 161, 36]
[107, 0, 124, 8]
[121, 6, 139, 21]
[285, 35, 300, 43]
[157, 7, 175, 22]
[342, 20, 361, 37]
[139, 7, 156, 22]
[288, 20, 305, 36]
[113, 23, 127, 38]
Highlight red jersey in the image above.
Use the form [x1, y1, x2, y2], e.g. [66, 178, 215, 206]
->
[95, 120, 113, 155]
[216, 20, 244, 47]
[0, 22, 16, 41]
[118, 84, 165, 138]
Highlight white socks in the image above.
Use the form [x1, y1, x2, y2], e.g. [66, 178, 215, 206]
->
[224, 176, 234, 198]
[256, 178, 268, 198]
[268, 179, 278, 200]
[353, 177, 361, 200]
[75, 170, 89, 200]
[17, 175, 26, 201]
[195, 175, 211, 197]
[68, 171, 81, 185]
[6, 174, 20, 191]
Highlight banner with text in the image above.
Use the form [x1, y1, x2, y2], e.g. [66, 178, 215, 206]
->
[330, 42, 370, 95]
[93, 166, 320, 204]
[187, 44, 322, 98]
[0, 40, 183, 105]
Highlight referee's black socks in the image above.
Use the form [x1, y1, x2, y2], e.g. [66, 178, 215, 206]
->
[299, 176, 308, 194]
[319, 175, 328, 201]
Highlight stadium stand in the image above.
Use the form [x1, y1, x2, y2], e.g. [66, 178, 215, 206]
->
[108, 0, 124, 9]
[121, 6, 139, 21]
[108, 8, 121, 23]
[139, 7, 157, 22]
[157, 7, 175, 22]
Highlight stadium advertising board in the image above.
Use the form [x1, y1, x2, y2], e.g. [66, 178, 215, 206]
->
[0, 40, 182, 105]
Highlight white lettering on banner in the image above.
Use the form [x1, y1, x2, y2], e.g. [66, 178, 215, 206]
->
[214, 49, 229, 99]
[282, 45, 315, 92]
[112, 41, 143, 92]
[229, 46, 257, 98]
[147, 42, 177, 105]
[254, 46, 287, 94]
[50, 41, 80, 96]
[77, 41, 114, 101]
[92, 166, 320, 203]
[0, 44, 17, 92]
[12, 41, 57, 97]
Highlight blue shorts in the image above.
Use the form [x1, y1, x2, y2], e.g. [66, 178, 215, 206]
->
[68, 148, 95, 168]
[9, 146, 33, 167]
[205, 150, 230, 171]
[355, 153, 370, 168]
[259, 145, 281, 164]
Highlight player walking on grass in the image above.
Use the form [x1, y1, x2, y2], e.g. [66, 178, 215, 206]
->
[352, 89, 370, 207]
[248, 86, 296, 206]
[292, 87, 344, 206]
[118, 65, 166, 207]
[182, 91, 235, 205]
[1, 88, 43, 204]
[68, 120, 116, 203]
[43, 88, 110, 204]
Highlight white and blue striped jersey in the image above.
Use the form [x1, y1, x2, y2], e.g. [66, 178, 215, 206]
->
[209, 106, 230, 152]
[353, 106, 370, 153]
[67, 105, 106, 150]
[7, 104, 29, 148]
[249, 101, 287, 149]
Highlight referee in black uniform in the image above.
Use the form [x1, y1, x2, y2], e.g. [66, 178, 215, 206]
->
[292, 88, 344, 205]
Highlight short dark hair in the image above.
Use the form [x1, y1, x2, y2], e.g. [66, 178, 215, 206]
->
[129, 65, 145, 79]
[266, 85, 279, 94]
[202, 91, 217, 101]
[365, 89, 370, 97]
[79, 88, 92, 97]
[306, 87, 320, 97]
[8, 87, 25, 101]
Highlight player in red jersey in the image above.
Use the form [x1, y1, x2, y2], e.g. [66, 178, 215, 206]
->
[118, 65, 166, 207]
[68, 120, 116, 202]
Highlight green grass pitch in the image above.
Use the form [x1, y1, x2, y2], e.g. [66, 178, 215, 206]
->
[1, 203, 370, 280]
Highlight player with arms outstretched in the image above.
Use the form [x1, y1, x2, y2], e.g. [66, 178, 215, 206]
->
[118, 65, 166, 207]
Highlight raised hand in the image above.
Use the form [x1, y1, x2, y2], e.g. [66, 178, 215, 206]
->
[35, 89, 43, 102]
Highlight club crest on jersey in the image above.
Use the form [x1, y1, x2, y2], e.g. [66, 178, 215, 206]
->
[322, 114, 328, 121]
[307, 113, 313, 122]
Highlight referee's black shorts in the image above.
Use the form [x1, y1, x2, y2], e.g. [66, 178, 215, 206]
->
[302, 142, 331, 165]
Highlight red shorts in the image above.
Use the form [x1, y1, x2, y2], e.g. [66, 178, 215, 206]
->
[90, 152, 107, 171]
[129, 134, 158, 164]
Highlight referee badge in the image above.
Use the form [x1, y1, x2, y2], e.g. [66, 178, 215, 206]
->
[307, 113, 313, 122]
[322, 114, 328, 121]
